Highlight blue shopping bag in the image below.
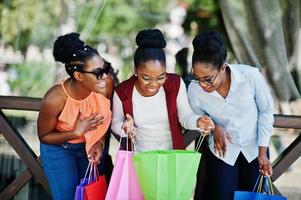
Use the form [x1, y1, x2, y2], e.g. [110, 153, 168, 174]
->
[74, 162, 92, 200]
[234, 176, 287, 200]
[74, 162, 98, 200]
[74, 178, 89, 200]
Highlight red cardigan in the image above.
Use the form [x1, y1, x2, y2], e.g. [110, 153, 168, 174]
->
[115, 73, 185, 149]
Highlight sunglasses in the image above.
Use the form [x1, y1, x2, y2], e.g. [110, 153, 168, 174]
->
[77, 61, 112, 79]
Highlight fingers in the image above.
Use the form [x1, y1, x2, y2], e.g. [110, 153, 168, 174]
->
[222, 143, 226, 157]
[88, 154, 101, 165]
[226, 133, 233, 144]
[214, 142, 226, 158]
[129, 130, 136, 142]
[258, 158, 273, 176]
[125, 114, 134, 121]
[86, 114, 105, 128]
[122, 114, 135, 136]
[213, 130, 227, 158]
[198, 116, 215, 134]
[88, 148, 103, 165]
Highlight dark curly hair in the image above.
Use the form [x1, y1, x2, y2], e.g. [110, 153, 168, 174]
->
[192, 31, 227, 70]
[53, 32, 99, 78]
[134, 29, 167, 67]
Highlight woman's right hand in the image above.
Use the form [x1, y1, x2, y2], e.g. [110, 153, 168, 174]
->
[73, 110, 105, 137]
[122, 114, 136, 141]
[197, 115, 215, 135]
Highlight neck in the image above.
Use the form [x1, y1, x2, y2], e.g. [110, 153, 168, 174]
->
[68, 79, 91, 100]
[216, 68, 231, 98]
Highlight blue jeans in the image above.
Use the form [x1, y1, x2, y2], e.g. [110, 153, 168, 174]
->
[40, 142, 106, 200]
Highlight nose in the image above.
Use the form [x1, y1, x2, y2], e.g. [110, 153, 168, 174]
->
[148, 80, 160, 87]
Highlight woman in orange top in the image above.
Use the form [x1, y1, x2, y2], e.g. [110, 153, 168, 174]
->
[37, 33, 112, 200]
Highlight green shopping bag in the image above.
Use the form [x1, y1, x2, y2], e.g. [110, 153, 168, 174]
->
[133, 149, 201, 200]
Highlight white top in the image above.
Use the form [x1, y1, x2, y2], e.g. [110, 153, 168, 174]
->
[188, 64, 274, 166]
[112, 78, 200, 152]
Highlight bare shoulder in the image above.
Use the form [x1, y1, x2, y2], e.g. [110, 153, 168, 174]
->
[41, 84, 67, 114]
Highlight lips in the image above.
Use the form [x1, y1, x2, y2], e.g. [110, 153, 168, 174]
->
[147, 88, 157, 93]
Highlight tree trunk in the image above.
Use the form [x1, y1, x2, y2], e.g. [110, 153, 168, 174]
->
[219, 0, 300, 102]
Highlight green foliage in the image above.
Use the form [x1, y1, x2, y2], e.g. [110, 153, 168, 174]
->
[76, 0, 170, 44]
[0, 0, 60, 51]
[1, 0, 226, 94]
[8, 62, 55, 97]
[182, 0, 222, 33]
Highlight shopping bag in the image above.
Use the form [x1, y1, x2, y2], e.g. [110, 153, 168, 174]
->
[133, 150, 201, 200]
[105, 136, 144, 200]
[74, 178, 89, 200]
[132, 136, 204, 200]
[75, 162, 93, 200]
[74, 162, 107, 200]
[234, 176, 287, 200]
[84, 163, 107, 200]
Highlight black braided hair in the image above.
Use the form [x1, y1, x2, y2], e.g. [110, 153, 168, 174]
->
[53, 32, 99, 78]
[134, 29, 167, 67]
[192, 31, 227, 70]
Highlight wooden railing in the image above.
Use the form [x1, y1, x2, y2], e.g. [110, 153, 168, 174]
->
[0, 96, 49, 200]
[1, 95, 301, 198]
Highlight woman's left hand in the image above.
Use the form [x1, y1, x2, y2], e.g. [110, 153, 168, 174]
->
[88, 139, 104, 165]
[258, 153, 273, 176]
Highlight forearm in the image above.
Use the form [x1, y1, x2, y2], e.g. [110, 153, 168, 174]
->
[258, 146, 268, 157]
[177, 79, 204, 130]
[112, 91, 126, 136]
[39, 131, 81, 144]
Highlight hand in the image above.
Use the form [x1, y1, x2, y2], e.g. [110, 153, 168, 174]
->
[197, 116, 215, 136]
[73, 110, 105, 137]
[87, 139, 104, 165]
[212, 125, 232, 157]
[122, 114, 136, 141]
[258, 147, 273, 176]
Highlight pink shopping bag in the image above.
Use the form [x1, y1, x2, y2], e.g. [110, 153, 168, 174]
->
[105, 136, 144, 200]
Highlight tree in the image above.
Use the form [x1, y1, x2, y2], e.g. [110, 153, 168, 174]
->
[219, 0, 301, 113]
[0, 0, 61, 52]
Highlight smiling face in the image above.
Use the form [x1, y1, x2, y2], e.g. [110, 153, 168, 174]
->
[134, 60, 167, 97]
[192, 62, 226, 93]
[74, 55, 110, 93]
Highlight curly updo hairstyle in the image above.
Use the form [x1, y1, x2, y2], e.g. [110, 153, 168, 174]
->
[192, 31, 227, 70]
[53, 32, 99, 78]
[134, 29, 167, 68]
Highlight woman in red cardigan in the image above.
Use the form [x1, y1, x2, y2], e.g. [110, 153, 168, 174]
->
[111, 29, 214, 151]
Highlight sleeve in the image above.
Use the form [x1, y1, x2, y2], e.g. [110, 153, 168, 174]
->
[253, 70, 274, 147]
[111, 91, 126, 136]
[176, 78, 202, 130]
[187, 82, 206, 116]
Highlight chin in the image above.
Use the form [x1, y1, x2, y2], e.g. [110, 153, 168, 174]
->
[203, 87, 215, 93]
[143, 88, 159, 96]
